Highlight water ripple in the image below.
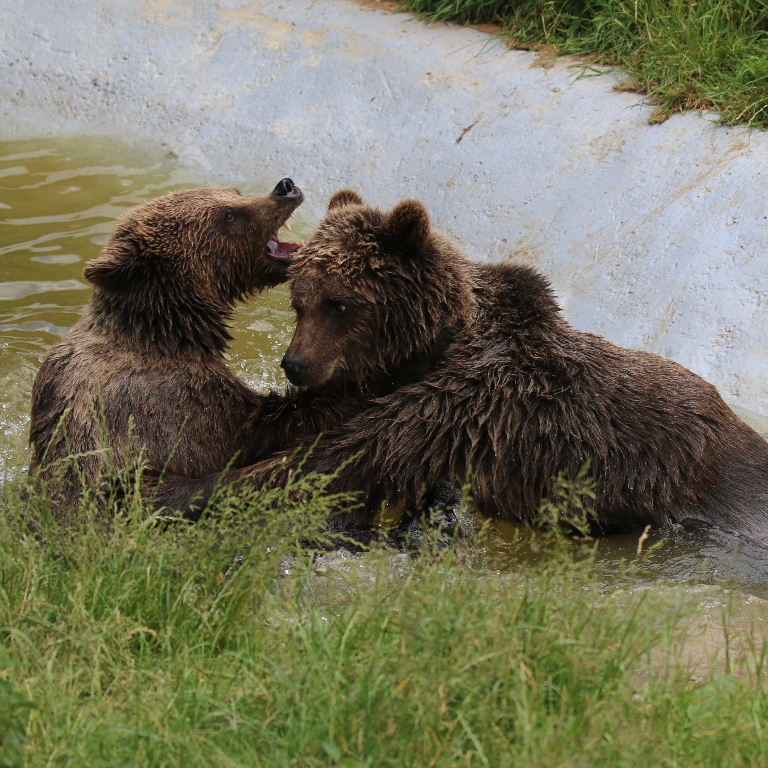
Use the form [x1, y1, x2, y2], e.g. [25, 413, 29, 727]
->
[0, 279, 88, 301]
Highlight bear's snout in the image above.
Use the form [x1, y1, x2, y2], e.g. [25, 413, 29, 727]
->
[273, 178, 301, 200]
[281, 353, 307, 385]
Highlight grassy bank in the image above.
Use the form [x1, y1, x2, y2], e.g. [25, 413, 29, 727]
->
[1, 474, 768, 766]
[402, 0, 768, 127]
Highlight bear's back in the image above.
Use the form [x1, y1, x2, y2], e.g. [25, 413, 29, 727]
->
[469, 264, 768, 538]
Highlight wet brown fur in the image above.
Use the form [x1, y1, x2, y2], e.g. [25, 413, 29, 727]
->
[234, 190, 467, 466]
[29, 185, 313, 512]
[153, 193, 768, 542]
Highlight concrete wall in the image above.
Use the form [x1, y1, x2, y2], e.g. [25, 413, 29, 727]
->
[2, 0, 767, 412]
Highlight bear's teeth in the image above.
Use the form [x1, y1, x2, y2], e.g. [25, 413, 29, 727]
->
[283, 220, 292, 231]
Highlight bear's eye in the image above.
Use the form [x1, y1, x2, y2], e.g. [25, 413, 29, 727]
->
[224, 209, 236, 223]
[326, 300, 347, 315]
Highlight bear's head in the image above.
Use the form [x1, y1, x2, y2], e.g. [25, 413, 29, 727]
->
[85, 179, 303, 354]
[281, 190, 476, 389]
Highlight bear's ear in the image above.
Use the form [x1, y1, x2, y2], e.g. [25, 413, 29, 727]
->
[328, 189, 364, 211]
[83, 238, 141, 290]
[387, 199, 430, 254]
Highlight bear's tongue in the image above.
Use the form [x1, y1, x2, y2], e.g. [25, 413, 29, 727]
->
[266, 234, 302, 264]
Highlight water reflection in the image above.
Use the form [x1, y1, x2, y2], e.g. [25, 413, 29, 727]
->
[481, 519, 768, 597]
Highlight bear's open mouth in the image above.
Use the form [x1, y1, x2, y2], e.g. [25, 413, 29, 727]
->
[266, 232, 302, 264]
[265, 185, 303, 264]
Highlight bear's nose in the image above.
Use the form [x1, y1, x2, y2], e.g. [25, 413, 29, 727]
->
[281, 354, 306, 384]
[273, 178, 299, 198]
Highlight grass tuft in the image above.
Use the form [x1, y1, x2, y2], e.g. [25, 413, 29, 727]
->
[402, 0, 768, 127]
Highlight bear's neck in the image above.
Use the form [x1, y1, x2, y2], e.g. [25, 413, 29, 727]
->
[90, 288, 233, 358]
[368, 326, 457, 395]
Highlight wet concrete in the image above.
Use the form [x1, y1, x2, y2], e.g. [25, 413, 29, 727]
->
[2, 0, 767, 412]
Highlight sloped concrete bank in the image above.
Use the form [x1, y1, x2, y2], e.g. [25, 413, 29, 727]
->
[2, 0, 767, 412]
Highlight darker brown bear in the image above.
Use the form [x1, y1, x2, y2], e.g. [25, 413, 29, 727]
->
[29, 180, 310, 512]
[153, 192, 768, 543]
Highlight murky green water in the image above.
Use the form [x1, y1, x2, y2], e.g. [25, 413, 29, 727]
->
[2, 136, 768, 601]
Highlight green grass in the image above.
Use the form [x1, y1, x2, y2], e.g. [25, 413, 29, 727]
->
[401, 0, 768, 127]
[2, 468, 768, 766]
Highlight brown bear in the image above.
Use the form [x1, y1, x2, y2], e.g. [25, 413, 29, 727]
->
[151, 191, 768, 543]
[29, 180, 317, 512]
[243, 189, 460, 464]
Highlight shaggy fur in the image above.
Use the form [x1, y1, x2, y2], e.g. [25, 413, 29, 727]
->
[146, 190, 463, 513]
[152, 193, 768, 542]
[29, 182, 314, 511]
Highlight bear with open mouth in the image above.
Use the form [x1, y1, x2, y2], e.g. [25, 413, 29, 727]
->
[29, 179, 310, 513]
[150, 190, 768, 544]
